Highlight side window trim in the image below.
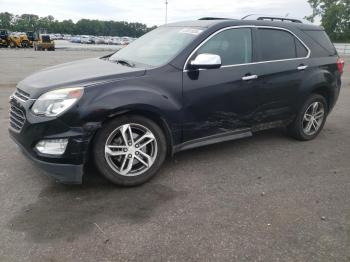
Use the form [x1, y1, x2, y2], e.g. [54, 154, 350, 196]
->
[194, 27, 253, 67]
[255, 27, 310, 62]
[183, 25, 311, 72]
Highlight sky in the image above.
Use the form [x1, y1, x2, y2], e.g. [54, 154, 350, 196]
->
[0, 0, 314, 26]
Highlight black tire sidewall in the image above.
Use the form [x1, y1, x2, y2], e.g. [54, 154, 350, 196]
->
[93, 115, 167, 186]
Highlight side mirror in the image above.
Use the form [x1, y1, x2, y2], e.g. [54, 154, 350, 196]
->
[190, 53, 222, 70]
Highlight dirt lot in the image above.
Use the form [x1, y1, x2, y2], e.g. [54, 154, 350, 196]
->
[0, 49, 349, 262]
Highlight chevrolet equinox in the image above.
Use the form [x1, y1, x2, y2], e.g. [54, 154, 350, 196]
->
[9, 17, 345, 186]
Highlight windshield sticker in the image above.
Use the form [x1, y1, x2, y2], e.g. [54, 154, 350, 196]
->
[179, 28, 203, 35]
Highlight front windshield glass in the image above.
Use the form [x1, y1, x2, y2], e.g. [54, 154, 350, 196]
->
[110, 26, 203, 67]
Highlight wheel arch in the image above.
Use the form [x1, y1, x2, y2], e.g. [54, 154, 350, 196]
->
[298, 69, 336, 112]
[91, 108, 176, 157]
[310, 85, 332, 111]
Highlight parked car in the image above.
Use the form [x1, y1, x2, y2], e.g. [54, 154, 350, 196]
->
[9, 17, 344, 186]
[121, 36, 132, 45]
[80, 35, 93, 44]
[63, 34, 71, 40]
[92, 36, 105, 44]
[111, 37, 122, 45]
[70, 35, 81, 43]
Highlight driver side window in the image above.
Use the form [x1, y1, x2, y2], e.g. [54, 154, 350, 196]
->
[196, 28, 252, 66]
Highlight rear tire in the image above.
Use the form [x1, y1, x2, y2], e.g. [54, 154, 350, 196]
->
[93, 115, 167, 186]
[287, 94, 328, 141]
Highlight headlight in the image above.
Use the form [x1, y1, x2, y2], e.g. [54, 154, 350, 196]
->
[31, 87, 84, 117]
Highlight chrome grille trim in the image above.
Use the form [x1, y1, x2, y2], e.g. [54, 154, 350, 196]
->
[14, 88, 30, 102]
[9, 104, 26, 132]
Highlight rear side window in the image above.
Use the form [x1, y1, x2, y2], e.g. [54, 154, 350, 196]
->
[196, 28, 252, 66]
[303, 30, 337, 56]
[258, 28, 304, 61]
[295, 39, 308, 57]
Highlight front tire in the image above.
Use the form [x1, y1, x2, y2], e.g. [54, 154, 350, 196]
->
[93, 115, 167, 186]
[288, 94, 328, 141]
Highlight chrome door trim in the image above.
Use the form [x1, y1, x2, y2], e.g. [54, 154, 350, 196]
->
[183, 25, 311, 72]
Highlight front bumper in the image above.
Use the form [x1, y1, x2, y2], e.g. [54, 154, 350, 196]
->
[10, 133, 84, 184]
[9, 95, 100, 184]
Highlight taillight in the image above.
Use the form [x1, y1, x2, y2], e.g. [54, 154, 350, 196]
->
[337, 58, 345, 75]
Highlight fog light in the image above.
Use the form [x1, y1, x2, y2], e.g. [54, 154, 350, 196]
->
[35, 139, 68, 155]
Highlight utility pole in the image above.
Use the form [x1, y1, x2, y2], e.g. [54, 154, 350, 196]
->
[165, 0, 168, 24]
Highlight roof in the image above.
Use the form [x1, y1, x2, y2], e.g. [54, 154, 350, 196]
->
[165, 19, 323, 31]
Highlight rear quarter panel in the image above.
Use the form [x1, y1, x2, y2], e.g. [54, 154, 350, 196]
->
[296, 56, 340, 111]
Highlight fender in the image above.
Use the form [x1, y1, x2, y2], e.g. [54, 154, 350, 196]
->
[296, 66, 337, 110]
[78, 74, 184, 147]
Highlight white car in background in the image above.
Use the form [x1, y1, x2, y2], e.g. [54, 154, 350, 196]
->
[80, 35, 92, 44]
[121, 37, 132, 45]
[63, 34, 71, 40]
[92, 36, 105, 44]
[111, 37, 122, 45]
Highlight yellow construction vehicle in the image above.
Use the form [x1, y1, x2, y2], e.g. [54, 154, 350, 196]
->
[26, 31, 35, 47]
[9, 32, 32, 48]
[0, 29, 10, 47]
[33, 34, 55, 51]
[0, 29, 32, 48]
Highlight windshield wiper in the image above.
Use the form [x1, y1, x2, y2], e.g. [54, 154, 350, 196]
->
[114, 59, 135, 67]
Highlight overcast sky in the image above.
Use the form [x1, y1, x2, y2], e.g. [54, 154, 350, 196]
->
[1, 0, 313, 26]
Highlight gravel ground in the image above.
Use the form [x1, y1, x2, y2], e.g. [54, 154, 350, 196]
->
[0, 49, 349, 262]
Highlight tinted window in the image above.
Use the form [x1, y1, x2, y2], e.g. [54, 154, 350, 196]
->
[196, 28, 252, 66]
[258, 29, 296, 61]
[295, 39, 308, 57]
[303, 30, 337, 56]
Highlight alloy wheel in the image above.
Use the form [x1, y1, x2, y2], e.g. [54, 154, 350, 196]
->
[104, 123, 158, 176]
[302, 101, 325, 136]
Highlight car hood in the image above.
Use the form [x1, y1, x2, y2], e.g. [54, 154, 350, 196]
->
[17, 58, 146, 98]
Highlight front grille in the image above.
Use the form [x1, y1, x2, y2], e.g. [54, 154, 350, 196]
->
[9, 104, 26, 132]
[14, 88, 30, 102]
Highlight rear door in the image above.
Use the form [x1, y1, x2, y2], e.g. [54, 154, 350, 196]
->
[252, 27, 310, 123]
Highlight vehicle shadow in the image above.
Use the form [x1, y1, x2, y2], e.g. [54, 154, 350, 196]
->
[8, 163, 181, 243]
[7, 128, 288, 243]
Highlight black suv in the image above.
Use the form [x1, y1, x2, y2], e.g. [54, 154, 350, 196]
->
[9, 17, 344, 186]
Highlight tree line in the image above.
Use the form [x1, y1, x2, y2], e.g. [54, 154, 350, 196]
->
[306, 0, 350, 42]
[0, 12, 157, 37]
[1, 2, 350, 42]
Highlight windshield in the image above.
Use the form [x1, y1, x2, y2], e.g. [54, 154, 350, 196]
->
[109, 26, 203, 67]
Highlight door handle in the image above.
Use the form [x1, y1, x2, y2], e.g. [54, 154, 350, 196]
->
[242, 75, 258, 81]
[297, 65, 308, 71]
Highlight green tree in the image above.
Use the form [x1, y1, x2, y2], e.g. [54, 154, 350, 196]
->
[0, 12, 156, 37]
[0, 12, 14, 29]
[306, 0, 350, 42]
[13, 14, 39, 31]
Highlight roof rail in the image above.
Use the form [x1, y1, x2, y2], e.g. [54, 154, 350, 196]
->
[198, 17, 234, 21]
[242, 14, 303, 23]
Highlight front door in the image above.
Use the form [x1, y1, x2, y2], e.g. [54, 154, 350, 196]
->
[182, 27, 260, 141]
